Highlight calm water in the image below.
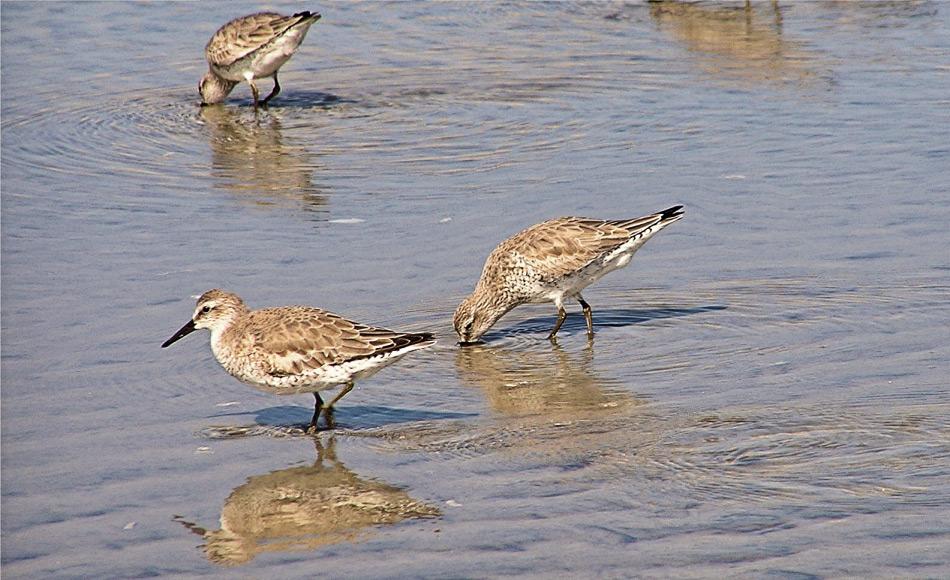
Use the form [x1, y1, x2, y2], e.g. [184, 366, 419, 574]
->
[3, 1, 949, 577]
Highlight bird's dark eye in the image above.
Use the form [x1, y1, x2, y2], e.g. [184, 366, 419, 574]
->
[200, 305, 212, 314]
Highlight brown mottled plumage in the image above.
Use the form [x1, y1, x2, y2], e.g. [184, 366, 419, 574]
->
[454, 206, 684, 343]
[162, 290, 435, 432]
[199, 11, 321, 107]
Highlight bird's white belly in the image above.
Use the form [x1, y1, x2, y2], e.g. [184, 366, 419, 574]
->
[250, 50, 293, 79]
[537, 272, 603, 304]
[534, 252, 634, 304]
[215, 343, 420, 396]
[213, 52, 290, 82]
[252, 28, 312, 78]
[213, 28, 310, 82]
[211, 64, 248, 82]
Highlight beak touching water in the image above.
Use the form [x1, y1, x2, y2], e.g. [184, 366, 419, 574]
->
[162, 319, 197, 348]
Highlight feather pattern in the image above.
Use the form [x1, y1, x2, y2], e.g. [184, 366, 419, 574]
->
[205, 12, 320, 68]
[162, 289, 433, 431]
[454, 206, 684, 342]
[236, 306, 434, 377]
[198, 11, 321, 105]
[163, 290, 435, 394]
[493, 217, 646, 282]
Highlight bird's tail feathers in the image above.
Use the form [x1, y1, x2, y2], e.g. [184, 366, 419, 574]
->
[609, 205, 685, 232]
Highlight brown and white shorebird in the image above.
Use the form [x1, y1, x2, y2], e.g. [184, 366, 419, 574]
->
[162, 290, 436, 432]
[199, 11, 322, 108]
[453, 205, 685, 344]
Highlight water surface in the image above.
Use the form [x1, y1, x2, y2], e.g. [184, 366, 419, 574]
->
[2, 1, 949, 577]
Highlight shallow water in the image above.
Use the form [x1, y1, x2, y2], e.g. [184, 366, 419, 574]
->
[2, 1, 949, 577]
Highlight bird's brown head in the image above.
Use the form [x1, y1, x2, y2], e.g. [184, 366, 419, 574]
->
[453, 292, 510, 346]
[198, 71, 238, 105]
[162, 289, 247, 347]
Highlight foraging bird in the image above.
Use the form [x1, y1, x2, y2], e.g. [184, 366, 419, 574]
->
[454, 206, 684, 343]
[199, 11, 321, 108]
[162, 290, 436, 432]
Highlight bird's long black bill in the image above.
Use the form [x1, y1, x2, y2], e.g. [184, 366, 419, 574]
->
[162, 319, 197, 348]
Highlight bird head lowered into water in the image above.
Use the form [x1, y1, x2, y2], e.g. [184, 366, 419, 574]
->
[198, 72, 239, 106]
[198, 11, 322, 107]
[453, 291, 512, 345]
[452, 206, 685, 344]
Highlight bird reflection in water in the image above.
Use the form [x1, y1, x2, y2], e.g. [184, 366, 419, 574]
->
[174, 437, 440, 566]
[198, 105, 327, 216]
[647, 0, 824, 88]
[455, 341, 638, 420]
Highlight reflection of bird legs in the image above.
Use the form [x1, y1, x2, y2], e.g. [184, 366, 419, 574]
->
[549, 337, 595, 370]
[173, 514, 208, 538]
[311, 433, 339, 466]
[745, 0, 783, 30]
[772, 0, 783, 30]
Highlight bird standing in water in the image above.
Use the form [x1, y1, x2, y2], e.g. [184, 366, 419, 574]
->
[454, 206, 685, 344]
[162, 290, 436, 432]
[199, 11, 321, 108]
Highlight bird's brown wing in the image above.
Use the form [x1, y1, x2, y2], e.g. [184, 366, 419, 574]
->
[498, 217, 648, 280]
[247, 307, 431, 376]
[205, 12, 310, 67]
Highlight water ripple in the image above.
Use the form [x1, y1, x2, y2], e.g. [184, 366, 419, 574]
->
[2, 88, 203, 183]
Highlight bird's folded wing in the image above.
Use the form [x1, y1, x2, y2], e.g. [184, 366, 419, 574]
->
[249, 308, 425, 375]
[206, 12, 307, 67]
[505, 217, 648, 279]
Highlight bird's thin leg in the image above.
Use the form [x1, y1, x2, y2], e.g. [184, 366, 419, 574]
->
[548, 305, 568, 340]
[307, 392, 324, 434]
[324, 381, 355, 409]
[249, 80, 260, 109]
[320, 381, 355, 426]
[262, 73, 281, 106]
[578, 295, 594, 338]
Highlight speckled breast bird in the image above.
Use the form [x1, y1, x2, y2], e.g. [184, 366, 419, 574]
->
[162, 290, 435, 432]
[199, 11, 321, 108]
[453, 205, 684, 344]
